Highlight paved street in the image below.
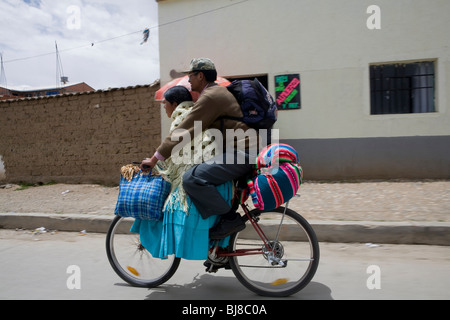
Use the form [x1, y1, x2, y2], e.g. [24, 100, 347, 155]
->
[1, 229, 449, 301]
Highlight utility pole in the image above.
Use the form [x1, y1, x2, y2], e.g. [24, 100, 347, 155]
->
[0, 53, 7, 95]
[55, 41, 68, 88]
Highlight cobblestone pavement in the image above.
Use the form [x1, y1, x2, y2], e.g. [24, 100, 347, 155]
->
[290, 180, 450, 222]
[1, 180, 449, 222]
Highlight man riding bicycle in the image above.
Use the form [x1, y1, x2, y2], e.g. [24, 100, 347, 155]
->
[141, 58, 256, 239]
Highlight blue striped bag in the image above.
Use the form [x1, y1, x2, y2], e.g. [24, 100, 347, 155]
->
[114, 171, 171, 221]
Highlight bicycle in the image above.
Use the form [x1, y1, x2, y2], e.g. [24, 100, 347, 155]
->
[106, 180, 320, 297]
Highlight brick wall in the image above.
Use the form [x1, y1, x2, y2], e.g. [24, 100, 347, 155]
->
[0, 84, 161, 185]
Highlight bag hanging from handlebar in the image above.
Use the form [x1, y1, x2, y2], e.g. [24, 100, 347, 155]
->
[114, 168, 171, 221]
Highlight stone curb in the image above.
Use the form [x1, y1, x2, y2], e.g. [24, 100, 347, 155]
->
[1, 213, 450, 246]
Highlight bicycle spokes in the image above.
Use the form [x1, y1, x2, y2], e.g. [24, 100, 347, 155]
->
[228, 206, 320, 297]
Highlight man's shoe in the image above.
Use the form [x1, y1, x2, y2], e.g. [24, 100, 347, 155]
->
[209, 215, 245, 240]
[203, 259, 230, 273]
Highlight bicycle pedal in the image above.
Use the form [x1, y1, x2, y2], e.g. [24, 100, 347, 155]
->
[204, 259, 229, 273]
[205, 262, 220, 273]
[206, 266, 219, 273]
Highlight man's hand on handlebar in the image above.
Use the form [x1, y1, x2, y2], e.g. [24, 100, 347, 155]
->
[139, 156, 158, 172]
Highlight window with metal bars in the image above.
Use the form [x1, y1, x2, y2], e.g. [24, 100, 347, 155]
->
[370, 61, 436, 115]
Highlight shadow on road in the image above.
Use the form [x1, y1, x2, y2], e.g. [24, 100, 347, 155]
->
[123, 273, 335, 300]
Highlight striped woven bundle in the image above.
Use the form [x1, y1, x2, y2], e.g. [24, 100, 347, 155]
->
[248, 143, 303, 210]
[255, 143, 299, 169]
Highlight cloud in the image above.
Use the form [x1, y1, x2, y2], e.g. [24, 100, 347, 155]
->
[0, 0, 159, 90]
[22, 0, 42, 8]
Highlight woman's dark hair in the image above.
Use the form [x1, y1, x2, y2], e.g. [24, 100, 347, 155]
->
[164, 86, 193, 105]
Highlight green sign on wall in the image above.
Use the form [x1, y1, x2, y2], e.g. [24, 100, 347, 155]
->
[275, 74, 301, 110]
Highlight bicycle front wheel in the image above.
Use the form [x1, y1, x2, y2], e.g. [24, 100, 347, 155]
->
[106, 216, 180, 288]
[229, 206, 320, 297]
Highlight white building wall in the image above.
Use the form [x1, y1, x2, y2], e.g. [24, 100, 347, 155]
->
[157, 0, 450, 179]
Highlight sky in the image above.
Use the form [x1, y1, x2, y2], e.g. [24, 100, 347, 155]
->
[0, 0, 160, 91]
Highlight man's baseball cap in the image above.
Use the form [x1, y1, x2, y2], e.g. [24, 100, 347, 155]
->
[182, 58, 216, 74]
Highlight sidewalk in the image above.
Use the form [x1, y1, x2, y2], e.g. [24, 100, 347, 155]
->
[1, 180, 449, 245]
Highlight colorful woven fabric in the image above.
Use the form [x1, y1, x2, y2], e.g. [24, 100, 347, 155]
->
[256, 143, 299, 169]
[114, 172, 171, 220]
[248, 143, 303, 210]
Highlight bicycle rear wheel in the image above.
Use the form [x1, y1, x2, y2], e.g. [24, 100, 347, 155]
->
[106, 215, 180, 287]
[229, 206, 320, 297]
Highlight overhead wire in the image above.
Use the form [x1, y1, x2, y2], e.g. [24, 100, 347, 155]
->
[3, 0, 251, 64]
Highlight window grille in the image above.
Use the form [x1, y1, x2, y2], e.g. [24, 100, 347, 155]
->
[370, 61, 435, 114]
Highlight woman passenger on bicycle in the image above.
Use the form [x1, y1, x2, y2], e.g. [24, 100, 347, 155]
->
[131, 85, 231, 260]
[141, 58, 255, 240]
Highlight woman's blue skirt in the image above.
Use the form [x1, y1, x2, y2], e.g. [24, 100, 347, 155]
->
[130, 182, 232, 260]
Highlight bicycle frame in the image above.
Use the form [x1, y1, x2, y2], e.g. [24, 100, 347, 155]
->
[213, 201, 289, 259]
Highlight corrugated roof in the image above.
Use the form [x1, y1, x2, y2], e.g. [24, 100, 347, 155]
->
[0, 79, 160, 103]
[5, 82, 90, 93]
